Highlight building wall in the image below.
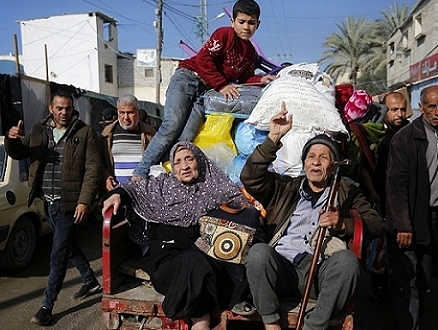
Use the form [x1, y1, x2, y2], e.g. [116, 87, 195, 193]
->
[19, 12, 118, 96]
[96, 14, 119, 96]
[387, 0, 438, 89]
[118, 56, 181, 104]
[18, 11, 181, 104]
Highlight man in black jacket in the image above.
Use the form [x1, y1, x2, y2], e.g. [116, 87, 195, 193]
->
[5, 91, 101, 326]
[386, 85, 438, 330]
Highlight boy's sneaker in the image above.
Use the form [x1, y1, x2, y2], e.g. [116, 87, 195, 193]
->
[72, 281, 101, 300]
[30, 306, 52, 325]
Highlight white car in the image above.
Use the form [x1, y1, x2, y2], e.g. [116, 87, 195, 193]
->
[0, 136, 50, 271]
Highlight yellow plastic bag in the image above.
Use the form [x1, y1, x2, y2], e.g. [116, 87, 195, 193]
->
[194, 113, 237, 152]
[193, 113, 237, 173]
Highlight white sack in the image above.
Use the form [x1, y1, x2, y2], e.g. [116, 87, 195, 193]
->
[245, 63, 347, 135]
[272, 130, 322, 177]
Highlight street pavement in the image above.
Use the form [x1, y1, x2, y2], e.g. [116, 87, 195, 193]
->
[0, 219, 104, 330]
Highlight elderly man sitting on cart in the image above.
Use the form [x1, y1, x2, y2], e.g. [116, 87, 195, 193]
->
[240, 102, 382, 330]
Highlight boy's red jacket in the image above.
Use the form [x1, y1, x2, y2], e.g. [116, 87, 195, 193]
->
[179, 26, 262, 90]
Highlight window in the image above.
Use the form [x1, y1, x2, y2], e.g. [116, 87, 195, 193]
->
[389, 42, 395, 55]
[144, 69, 154, 78]
[414, 13, 424, 39]
[104, 22, 114, 42]
[389, 60, 394, 68]
[105, 64, 113, 83]
[0, 146, 6, 182]
[19, 158, 30, 182]
[416, 34, 425, 47]
[402, 31, 409, 50]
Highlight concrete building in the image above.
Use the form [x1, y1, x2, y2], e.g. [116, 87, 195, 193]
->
[19, 12, 119, 97]
[17, 11, 182, 104]
[118, 54, 181, 105]
[386, 0, 438, 111]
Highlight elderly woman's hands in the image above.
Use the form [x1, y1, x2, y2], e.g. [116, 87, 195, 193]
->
[268, 101, 292, 144]
[102, 193, 122, 216]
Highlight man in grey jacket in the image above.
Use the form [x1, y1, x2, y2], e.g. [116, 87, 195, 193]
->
[5, 91, 101, 326]
[240, 103, 382, 330]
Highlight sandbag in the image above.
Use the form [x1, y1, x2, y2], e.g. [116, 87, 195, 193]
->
[245, 63, 347, 135]
[203, 86, 262, 116]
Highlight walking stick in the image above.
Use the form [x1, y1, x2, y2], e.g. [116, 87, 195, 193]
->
[296, 159, 350, 330]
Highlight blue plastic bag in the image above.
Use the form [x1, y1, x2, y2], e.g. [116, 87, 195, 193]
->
[227, 154, 248, 187]
[234, 122, 268, 156]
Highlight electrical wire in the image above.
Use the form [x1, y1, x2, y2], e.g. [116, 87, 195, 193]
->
[21, 19, 92, 48]
[164, 11, 197, 52]
[26, 20, 90, 76]
[55, 50, 97, 76]
[80, 0, 152, 28]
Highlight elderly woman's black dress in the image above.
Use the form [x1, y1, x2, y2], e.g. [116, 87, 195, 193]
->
[112, 141, 250, 320]
[140, 222, 247, 319]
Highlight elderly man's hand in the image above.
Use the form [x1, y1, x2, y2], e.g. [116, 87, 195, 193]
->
[105, 176, 118, 191]
[268, 101, 292, 144]
[397, 232, 412, 249]
[319, 205, 345, 231]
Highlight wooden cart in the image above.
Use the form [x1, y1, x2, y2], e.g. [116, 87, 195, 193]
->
[101, 208, 363, 330]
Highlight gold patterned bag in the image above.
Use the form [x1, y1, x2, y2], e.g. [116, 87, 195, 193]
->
[194, 203, 259, 264]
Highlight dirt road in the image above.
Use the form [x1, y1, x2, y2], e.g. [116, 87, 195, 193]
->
[1, 218, 437, 330]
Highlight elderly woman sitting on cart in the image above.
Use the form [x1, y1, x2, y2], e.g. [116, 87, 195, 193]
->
[102, 141, 248, 330]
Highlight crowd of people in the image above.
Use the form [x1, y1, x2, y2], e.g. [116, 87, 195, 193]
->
[4, 0, 438, 329]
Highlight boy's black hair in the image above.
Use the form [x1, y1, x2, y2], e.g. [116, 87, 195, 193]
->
[232, 0, 260, 20]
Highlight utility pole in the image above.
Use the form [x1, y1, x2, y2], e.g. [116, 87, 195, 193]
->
[196, 0, 208, 46]
[13, 34, 21, 75]
[155, 0, 163, 104]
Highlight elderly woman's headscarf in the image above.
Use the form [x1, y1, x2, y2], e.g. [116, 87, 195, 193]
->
[121, 142, 246, 227]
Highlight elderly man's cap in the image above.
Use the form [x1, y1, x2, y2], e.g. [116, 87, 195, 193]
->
[301, 134, 341, 162]
[102, 107, 117, 120]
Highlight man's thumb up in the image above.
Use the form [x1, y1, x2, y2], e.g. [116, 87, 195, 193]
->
[7, 119, 25, 139]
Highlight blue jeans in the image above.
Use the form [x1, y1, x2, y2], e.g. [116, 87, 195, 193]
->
[42, 201, 96, 310]
[134, 68, 208, 178]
